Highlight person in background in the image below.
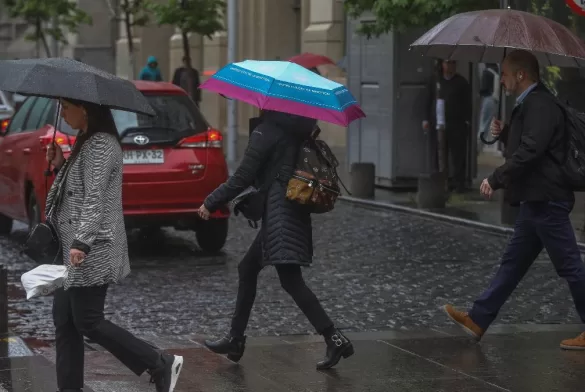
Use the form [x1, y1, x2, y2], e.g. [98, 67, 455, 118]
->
[443, 49, 585, 351]
[172, 56, 201, 105]
[439, 59, 472, 193]
[139, 56, 163, 82]
[478, 63, 500, 151]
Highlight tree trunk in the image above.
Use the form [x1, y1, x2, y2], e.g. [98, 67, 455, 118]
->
[181, 30, 194, 99]
[123, 0, 136, 80]
[35, 19, 42, 58]
[41, 32, 51, 58]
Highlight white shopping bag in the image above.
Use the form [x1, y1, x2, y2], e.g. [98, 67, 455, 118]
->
[21, 264, 68, 300]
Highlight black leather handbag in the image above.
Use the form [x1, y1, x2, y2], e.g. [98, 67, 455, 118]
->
[232, 186, 269, 229]
[23, 221, 60, 264]
[23, 160, 72, 264]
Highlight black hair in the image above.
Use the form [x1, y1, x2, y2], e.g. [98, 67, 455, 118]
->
[62, 98, 120, 161]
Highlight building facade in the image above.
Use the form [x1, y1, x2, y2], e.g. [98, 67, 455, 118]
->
[0, 0, 117, 73]
[115, 0, 348, 147]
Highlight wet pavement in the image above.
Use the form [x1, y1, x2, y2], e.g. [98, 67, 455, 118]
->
[1, 203, 581, 343]
[6, 326, 583, 392]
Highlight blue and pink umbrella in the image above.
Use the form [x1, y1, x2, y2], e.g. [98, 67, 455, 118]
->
[200, 60, 365, 127]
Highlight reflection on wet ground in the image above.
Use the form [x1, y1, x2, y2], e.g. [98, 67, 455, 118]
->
[5, 329, 584, 392]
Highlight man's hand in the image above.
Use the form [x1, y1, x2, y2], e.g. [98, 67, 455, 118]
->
[480, 178, 494, 199]
[70, 249, 86, 267]
[490, 118, 504, 138]
[422, 120, 430, 130]
[198, 205, 210, 220]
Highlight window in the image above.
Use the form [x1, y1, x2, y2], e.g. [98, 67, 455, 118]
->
[23, 97, 52, 131]
[50, 94, 209, 137]
[111, 94, 208, 136]
[6, 97, 36, 135]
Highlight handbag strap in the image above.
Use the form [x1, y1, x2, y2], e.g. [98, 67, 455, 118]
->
[46, 157, 74, 220]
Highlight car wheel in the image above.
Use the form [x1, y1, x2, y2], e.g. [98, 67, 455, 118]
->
[196, 218, 228, 252]
[0, 213, 13, 236]
[27, 191, 41, 231]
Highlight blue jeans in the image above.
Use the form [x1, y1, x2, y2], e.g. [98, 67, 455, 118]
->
[469, 201, 585, 330]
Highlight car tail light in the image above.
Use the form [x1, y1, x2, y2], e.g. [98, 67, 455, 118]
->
[1, 119, 9, 132]
[39, 132, 75, 153]
[178, 129, 223, 148]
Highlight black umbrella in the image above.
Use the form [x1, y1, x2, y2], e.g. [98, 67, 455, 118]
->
[0, 57, 155, 116]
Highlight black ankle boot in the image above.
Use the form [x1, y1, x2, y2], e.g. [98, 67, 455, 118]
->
[316, 329, 354, 370]
[204, 335, 246, 362]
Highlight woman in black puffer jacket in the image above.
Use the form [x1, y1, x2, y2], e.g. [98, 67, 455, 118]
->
[198, 109, 353, 370]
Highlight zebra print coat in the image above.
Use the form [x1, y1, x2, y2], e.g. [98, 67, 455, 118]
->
[45, 132, 130, 290]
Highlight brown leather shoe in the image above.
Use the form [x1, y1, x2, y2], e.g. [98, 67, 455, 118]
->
[560, 332, 585, 350]
[443, 304, 485, 341]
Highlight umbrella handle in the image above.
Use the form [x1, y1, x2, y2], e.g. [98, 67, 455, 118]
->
[480, 131, 500, 145]
[44, 101, 62, 177]
[480, 83, 503, 146]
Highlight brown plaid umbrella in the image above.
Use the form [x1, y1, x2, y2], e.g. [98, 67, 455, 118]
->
[411, 9, 585, 68]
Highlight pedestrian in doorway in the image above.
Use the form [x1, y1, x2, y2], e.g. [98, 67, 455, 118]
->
[438, 60, 472, 193]
[198, 110, 354, 370]
[46, 99, 182, 392]
[139, 56, 163, 82]
[478, 63, 500, 151]
[444, 49, 585, 350]
[172, 56, 201, 105]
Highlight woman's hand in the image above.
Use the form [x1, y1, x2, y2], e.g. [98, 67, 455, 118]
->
[46, 142, 65, 169]
[70, 249, 86, 267]
[197, 205, 210, 220]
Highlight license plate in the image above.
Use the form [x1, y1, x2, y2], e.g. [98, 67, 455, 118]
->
[123, 149, 164, 165]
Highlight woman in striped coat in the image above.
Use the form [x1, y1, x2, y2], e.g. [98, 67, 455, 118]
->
[46, 99, 182, 392]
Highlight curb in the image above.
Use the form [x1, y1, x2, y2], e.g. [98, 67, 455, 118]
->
[339, 195, 585, 252]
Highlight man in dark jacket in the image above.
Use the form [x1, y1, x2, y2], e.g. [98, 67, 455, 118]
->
[172, 56, 201, 105]
[444, 50, 585, 350]
[197, 110, 354, 369]
[440, 60, 472, 192]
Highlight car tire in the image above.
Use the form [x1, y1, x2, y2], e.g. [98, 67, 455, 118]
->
[196, 219, 228, 252]
[0, 213, 13, 236]
[27, 191, 41, 231]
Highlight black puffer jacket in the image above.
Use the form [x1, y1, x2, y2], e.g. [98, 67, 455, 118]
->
[204, 110, 316, 266]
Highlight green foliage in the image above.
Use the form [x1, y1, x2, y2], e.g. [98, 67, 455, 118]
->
[2, 0, 92, 44]
[149, 0, 225, 38]
[344, 0, 499, 37]
[120, 0, 150, 27]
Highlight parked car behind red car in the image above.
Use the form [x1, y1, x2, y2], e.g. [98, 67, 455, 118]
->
[0, 81, 230, 251]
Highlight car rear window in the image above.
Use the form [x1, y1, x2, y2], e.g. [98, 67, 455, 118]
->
[112, 94, 208, 136]
[58, 94, 209, 136]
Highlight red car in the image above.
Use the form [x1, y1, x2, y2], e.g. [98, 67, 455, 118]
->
[0, 81, 230, 252]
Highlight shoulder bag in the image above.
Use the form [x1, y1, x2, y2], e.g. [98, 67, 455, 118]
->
[22, 159, 73, 264]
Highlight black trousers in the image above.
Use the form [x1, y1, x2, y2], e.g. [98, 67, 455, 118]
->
[53, 285, 161, 390]
[230, 236, 334, 337]
[445, 123, 468, 191]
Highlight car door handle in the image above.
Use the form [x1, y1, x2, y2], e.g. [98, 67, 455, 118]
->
[4, 149, 12, 155]
[22, 148, 31, 154]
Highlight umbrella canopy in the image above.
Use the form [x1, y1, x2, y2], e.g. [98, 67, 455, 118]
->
[411, 9, 585, 67]
[288, 53, 336, 69]
[200, 60, 365, 127]
[0, 58, 155, 116]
